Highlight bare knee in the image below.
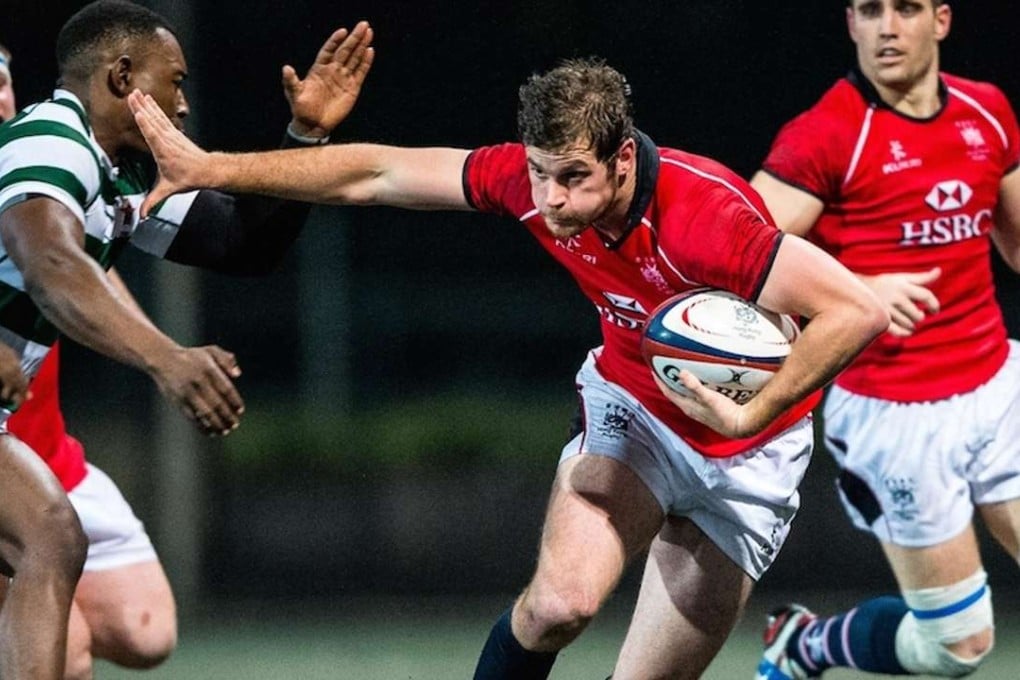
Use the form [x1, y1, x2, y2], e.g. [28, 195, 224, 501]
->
[516, 581, 603, 650]
[119, 621, 177, 669]
[896, 571, 995, 677]
[95, 603, 177, 668]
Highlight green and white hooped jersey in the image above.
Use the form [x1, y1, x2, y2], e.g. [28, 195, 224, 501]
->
[0, 89, 198, 378]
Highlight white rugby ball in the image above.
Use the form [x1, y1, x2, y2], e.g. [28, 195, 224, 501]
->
[640, 288, 799, 404]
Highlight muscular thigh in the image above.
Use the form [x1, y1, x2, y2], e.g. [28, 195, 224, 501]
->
[648, 516, 753, 635]
[77, 562, 177, 670]
[882, 524, 983, 590]
[75, 560, 175, 639]
[614, 517, 754, 680]
[0, 434, 77, 568]
[978, 498, 1020, 561]
[533, 454, 664, 594]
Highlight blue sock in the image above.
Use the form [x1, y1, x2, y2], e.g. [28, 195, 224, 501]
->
[473, 607, 558, 680]
[787, 596, 910, 675]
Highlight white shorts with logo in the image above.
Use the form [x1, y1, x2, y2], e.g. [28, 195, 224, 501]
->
[561, 351, 814, 581]
[68, 463, 158, 572]
[824, 340, 1020, 548]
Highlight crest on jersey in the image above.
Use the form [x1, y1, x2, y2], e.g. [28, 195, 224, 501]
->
[957, 120, 990, 161]
[924, 180, 973, 212]
[637, 257, 671, 294]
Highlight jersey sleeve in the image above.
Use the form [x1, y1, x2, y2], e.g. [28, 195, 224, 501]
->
[657, 183, 783, 302]
[130, 191, 200, 257]
[761, 108, 848, 203]
[988, 85, 1020, 174]
[0, 109, 102, 226]
[463, 143, 530, 216]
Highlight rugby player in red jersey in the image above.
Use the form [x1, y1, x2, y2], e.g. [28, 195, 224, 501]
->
[128, 56, 887, 678]
[752, 1, 1020, 678]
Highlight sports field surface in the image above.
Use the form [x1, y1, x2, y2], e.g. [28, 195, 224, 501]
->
[98, 589, 1020, 679]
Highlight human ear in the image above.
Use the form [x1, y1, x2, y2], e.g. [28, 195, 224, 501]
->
[107, 55, 133, 97]
[614, 138, 637, 183]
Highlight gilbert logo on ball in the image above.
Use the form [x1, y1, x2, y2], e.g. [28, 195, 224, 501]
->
[640, 288, 799, 404]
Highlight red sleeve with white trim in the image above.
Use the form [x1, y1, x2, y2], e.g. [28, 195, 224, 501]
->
[463, 143, 531, 217]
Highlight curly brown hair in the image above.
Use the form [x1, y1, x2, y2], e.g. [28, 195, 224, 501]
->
[517, 57, 634, 164]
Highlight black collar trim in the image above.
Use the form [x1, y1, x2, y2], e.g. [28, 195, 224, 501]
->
[603, 129, 659, 250]
[847, 66, 948, 123]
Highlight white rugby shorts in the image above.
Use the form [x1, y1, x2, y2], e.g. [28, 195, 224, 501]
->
[824, 339, 1020, 548]
[561, 351, 814, 581]
[68, 463, 158, 571]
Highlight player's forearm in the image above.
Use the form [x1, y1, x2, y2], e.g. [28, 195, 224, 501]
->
[106, 268, 153, 323]
[991, 224, 1020, 273]
[992, 172, 1020, 271]
[742, 301, 886, 434]
[27, 257, 178, 374]
[209, 144, 384, 205]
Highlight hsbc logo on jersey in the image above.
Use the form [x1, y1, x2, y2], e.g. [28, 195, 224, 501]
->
[900, 180, 992, 247]
[924, 180, 972, 212]
[596, 292, 648, 330]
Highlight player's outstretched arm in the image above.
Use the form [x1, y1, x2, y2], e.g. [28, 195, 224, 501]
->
[0, 198, 244, 436]
[129, 91, 472, 215]
[141, 24, 375, 277]
[283, 21, 375, 139]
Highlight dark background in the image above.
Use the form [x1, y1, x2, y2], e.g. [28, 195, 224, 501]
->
[3, 1, 1020, 603]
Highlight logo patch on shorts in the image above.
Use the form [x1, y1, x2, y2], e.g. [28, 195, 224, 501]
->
[757, 521, 783, 558]
[884, 476, 919, 521]
[596, 403, 634, 440]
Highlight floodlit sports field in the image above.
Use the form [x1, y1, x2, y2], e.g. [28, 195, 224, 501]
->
[97, 590, 1020, 679]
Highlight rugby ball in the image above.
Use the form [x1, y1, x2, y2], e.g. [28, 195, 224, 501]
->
[641, 289, 799, 404]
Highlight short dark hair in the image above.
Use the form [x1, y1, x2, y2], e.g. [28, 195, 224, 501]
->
[56, 0, 176, 83]
[517, 57, 635, 163]
[0, 42, 11, 64]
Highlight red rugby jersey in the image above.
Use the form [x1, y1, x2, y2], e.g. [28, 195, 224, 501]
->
[7, 343, 87, 491]
[464, 132, 818, 458]
[763, 70, 1020, 401]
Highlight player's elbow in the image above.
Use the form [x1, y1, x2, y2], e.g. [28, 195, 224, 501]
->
[340, 174, 390, 206]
